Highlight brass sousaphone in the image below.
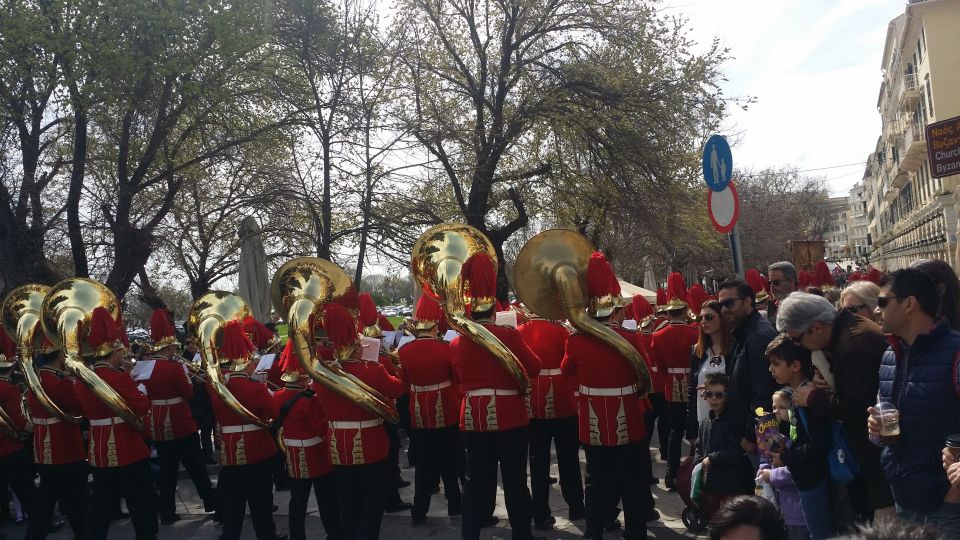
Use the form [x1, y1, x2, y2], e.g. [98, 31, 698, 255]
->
[40, 278, 146, 429]
[513, 229, 652, 395]
[411, 223, 530, 393]
[2, 284, 82, 424]
[271, 257, 399, 423]
[187, 291, 272, 427]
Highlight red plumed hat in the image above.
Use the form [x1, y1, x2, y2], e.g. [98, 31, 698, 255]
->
[324, 303, 359, 358]
[631, 294, 655, 321]
[278, 339, 305, 383]
[149, 308, 178, 350]
[242, 316, 278, 351]
[358, 293, 379, 328]
[798, 271, 813, 289]
[585, 252, 618, 317]
[745, 269, 769, 305]
[849, 271, 863, 282]
[414, 294, 443, 329]
[664, 272, 688, 312]
[0, 326, 16, 366]
[218, 319, 256, 368]
[867, 267, 882, 284]
[813, 260, 835, 287]
[656, 287, 667, 306]
[461, 253, 497, 311]
[86, 307, 125, 357]
[687, 283, 710, 311]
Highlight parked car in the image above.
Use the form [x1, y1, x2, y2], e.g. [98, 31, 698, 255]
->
[382, 308, 399, 317]
[400, 306, 413, 316]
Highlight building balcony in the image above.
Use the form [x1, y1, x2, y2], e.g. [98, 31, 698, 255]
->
[900, 119, 927, 172]
[899, 72, 921, 112]
[883, 186, 899, 203]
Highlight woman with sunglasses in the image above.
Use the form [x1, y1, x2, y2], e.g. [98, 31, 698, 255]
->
[686, 301, 732, 443]
[839, 281, 881, 322]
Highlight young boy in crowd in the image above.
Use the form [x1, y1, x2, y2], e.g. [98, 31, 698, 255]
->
[693, 372, 753, 516]
[757, 389, 808, 540]
[766, 336, 833, 540]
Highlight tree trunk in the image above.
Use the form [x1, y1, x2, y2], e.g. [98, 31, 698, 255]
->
[318, 138, 332, 260]
[0, 219, 60, 291]
[67, 101, 89, 277]
[104, 224, 154, 300]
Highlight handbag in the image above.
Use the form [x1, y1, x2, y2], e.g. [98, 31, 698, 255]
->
[690, 462, 705, 506]
[797, 408, 860, 485]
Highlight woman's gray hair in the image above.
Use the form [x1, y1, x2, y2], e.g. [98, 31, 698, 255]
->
[840, 281, 881, 313]
[768, 261, 797, 282]
[776, 291, 838, 333]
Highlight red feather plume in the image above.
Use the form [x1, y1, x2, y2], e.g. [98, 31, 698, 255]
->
[666, 272, 687, 303]
[414, 294, 442, 322]
[87, 307, 121, 352]
[324, 303, 358, 351]
[219, 320, 256, 360]
[631, 294, 655, 320]
[461, 253, 497, 300]
[656, 287, 667, 305]
[149, 308, 175, 342]
[814, 260, 835, 287]
[586, 252, 616, 298]
[687, 284, 710, 310]
[242, 316, 275, 349]
[358, 293, 379, 327]
[745, 269, 765, 294]
[867, 267, 882, 284]
[277, 338, 299, 375]
[798, 271, 813, 289]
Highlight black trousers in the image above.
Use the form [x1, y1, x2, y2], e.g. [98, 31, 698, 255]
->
[528, 417, 583, 522]
[219, 459, 277, 540]
[384, 421, 404, 505]
[86, 459, 158, 540]
[462, 428, 533, 540]
[410, 426, 462, 518]
[155, 433, 215, 519]
[583, 442, 650, 540]
[0, 448, 36, 521]
[643, 392, 669, 459]
[288, 474, 342, 540]
[664, 402, 687, 478]
[333, 460, 387, 540]
[24, 460, 88, 540]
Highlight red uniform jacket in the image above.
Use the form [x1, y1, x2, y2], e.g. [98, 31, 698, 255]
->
[398, 337, 460, 429]
[611, 326, 652, 415]
[636, 330, 662, 393]
[142, 358, 197, 441]
[75, 364, 151, 467]
[650, 322, 699, 402]
[28, 368, 86, 465]
[561, 334, 646, 446]
[211, 372, 278, 466]
[273, 386, 332, 479]
[313, 360, 405, 466]
[517, 320, 576, 419]
[450, 323, 541, 432]
[0, 377, 26, 458]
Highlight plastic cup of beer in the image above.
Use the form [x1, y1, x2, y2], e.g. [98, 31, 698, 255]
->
[874, 401, 900, 444]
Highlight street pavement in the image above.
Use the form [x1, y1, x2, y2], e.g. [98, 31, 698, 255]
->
[1, 435, 702, 539]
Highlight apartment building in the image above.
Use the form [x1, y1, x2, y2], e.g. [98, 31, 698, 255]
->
[848, 182, 870, 259]
[866, 0, 960, 271]
[824, 196, 851, 259]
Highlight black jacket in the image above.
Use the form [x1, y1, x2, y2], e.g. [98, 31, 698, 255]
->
[782, 402, 831, 491]
[687, 346, 734, 439]
[730, 310, 779, 440]
[694, 407, 753, 494]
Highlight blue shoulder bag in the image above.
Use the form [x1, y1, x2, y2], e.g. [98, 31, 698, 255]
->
[796, 408, 860, 485]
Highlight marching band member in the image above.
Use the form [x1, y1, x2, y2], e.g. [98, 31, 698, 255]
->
[0, 327, 36, 530]
[143, 308, 216, 524]
[210, 320, 285, 540]
[23, 325, 87, 540]
[312, 303, 405, 540]
[75, 307, 157, 540]
[632, 294, 665, 486]
[516, 306, 584, 529]
[560, 253, 649, 540]
[242, 315, 288, 493]
[272, 340, 342, 540]
[650, 272, 699, 489]
[398, 293, 463, 524]
[450, 253, 542, 540]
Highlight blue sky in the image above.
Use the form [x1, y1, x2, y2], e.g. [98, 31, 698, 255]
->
[668, 0, 907, 195]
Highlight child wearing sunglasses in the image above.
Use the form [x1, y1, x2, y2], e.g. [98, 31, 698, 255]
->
[765, 335, 833, 540]
[756, 389, 807, 540]
[693, 372, 754, 516]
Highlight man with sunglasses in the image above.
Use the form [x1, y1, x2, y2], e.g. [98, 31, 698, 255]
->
[776, 291, 893, 523]
[716, 280, 778, 470]
[767, 261, 799, 326]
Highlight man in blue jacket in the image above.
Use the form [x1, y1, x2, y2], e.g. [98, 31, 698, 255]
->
[870, 268, 960, 537]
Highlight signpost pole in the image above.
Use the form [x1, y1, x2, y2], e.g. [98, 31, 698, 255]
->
[728, 224, 744, 279]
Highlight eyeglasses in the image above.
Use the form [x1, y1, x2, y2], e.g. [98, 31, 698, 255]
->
[787, 328, 811, 344]
[719, 297, 745, 309]
[703, 391, 726, 399]
[842, 304, 867, 314]
[770, 279, 792, 287]
[876, 296, 902, 308]
[701, 314, 716, 321]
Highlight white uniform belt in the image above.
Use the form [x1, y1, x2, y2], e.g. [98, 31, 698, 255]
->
[221, 424, 263, 434]
[329, 419, 383, 429]
[465, 388, 519, 397]
[283, 436, 324, 447]
[151, 397, 184, 406]
[650, 366, 658, 372]
[89, 417, 124, 427]
[32, 417, 61, 426]
[410, 380, 452, 392]
[666, 368, 690, 374]
[538, 368, 563, 376]
[578, 384, 637, 397]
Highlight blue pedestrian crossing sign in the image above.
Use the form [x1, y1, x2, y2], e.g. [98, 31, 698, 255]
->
[702, 135, 732, 192]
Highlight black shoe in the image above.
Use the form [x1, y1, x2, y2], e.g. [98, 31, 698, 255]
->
[481, 515, 499, 528]
[664, 476, 676, 490]
[385, 501, 413, 513]
[568, 507, 585, 521]
[431, 485, 440, 494]
[111, 510, 130, 521]
[398, 479, 412, 488]
[412, 514, 427, 526]
[605, 519, 622, 532]
[203, 497, 218, 513]
[646, 509, 660, 522]
[548, 476, 558, 485]
[534, 516, 556, 530]
[648, 475, 658, 485]
[160, 514, 182, 525]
